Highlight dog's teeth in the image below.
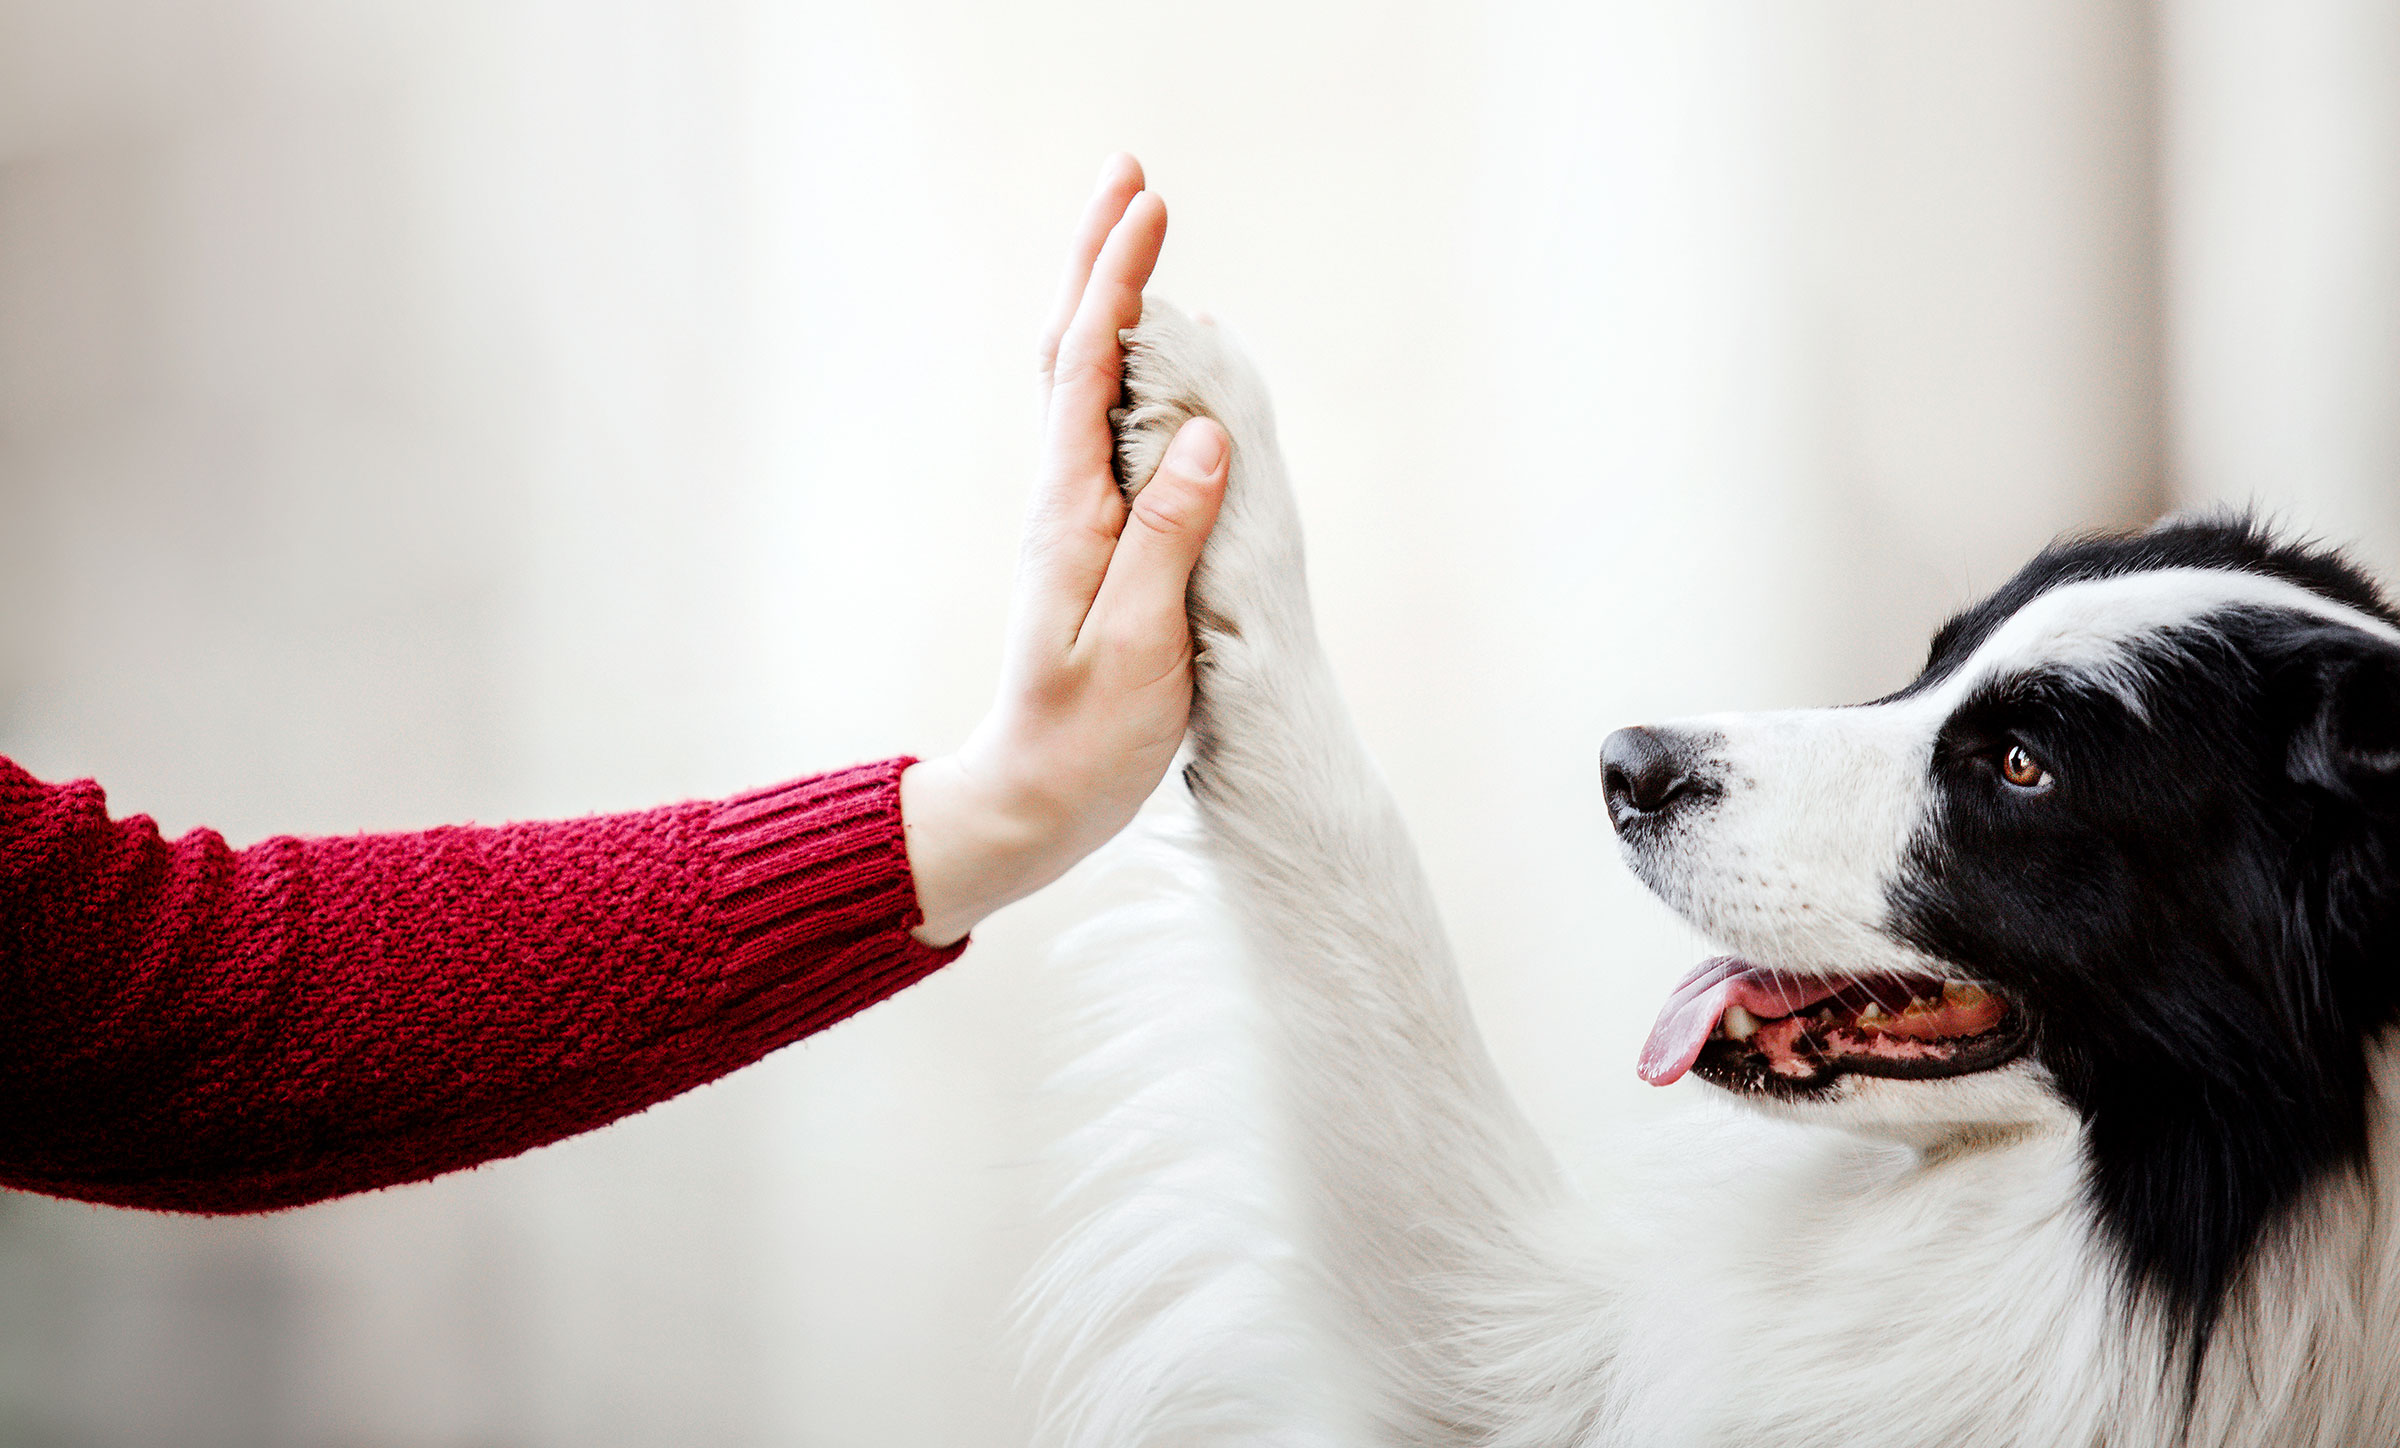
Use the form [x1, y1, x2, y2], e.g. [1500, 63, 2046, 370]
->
[1907, 994, 1934, 1013]
[1722, 1005, 1761, 1042]
[1942, 982, 1989, 1010]
[1857, 1002, 1887, 1028]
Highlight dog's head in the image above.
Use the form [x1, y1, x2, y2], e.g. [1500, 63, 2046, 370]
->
[1608, 514, 2400, 1341]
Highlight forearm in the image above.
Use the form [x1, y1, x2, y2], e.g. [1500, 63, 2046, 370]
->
[0, 756, 959, 1213]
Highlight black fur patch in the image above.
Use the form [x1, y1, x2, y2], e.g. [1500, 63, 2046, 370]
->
[1884, 516, 2400, 1374]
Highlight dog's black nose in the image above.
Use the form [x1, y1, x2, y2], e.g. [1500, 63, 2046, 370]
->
[1601, 726, 1702, 829]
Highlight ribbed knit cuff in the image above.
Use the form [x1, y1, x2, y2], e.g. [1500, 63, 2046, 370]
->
[699, 757, 966, 1056]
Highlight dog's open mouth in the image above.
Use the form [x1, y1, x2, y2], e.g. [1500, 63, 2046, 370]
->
[1638, 957, 2026, 1095]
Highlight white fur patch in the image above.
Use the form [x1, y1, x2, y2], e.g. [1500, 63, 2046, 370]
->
[1944, 565, 2400, 716]
[1023, 818, 1367, 1448]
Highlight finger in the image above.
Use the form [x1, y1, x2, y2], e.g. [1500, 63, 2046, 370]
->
[1082, 416, 1229, 654]
[1016, 193, 1170, 652]
[1040, 190, 1167, 510]
[1038, 153, 1145, 400]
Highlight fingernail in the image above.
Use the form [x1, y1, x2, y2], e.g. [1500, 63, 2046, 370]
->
[1165, 417, 1227, 476]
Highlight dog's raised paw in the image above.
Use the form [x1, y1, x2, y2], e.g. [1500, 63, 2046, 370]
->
[1108, 300, 1306, 671]
[1111, 302, 1272, 506]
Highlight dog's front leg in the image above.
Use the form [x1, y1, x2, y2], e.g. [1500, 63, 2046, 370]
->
[1115, 303, 1576, 1440]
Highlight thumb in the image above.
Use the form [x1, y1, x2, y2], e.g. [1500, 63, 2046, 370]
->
[1083, 416, 1229, 643]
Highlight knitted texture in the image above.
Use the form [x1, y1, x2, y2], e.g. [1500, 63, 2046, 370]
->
[0, 754, 963, 1213]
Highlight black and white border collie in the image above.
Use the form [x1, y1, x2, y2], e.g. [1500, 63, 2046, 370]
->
[1029, 304, 2400, 1448]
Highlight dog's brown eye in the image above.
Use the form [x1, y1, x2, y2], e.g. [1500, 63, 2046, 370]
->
[2000, 744, 2049, 790]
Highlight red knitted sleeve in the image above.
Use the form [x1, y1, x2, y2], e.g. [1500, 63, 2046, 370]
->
[0, 755, 964, 1214]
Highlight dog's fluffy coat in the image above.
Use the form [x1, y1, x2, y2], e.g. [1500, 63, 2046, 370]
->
[1026, 305, 2400, 1447]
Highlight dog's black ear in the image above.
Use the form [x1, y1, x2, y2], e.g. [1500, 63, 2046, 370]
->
[2286, 627, 2400, 802]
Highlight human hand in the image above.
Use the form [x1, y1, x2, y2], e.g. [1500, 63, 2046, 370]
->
[900, 155, 1230, 947]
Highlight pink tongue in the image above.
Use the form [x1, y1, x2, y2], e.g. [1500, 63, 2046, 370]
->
[1637, 957, 1843, 1087]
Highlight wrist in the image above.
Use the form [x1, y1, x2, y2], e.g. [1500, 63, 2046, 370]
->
[899, 753, 1071, 947]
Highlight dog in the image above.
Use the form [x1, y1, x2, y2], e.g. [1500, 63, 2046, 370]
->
[1026, 303, 2400, 1447]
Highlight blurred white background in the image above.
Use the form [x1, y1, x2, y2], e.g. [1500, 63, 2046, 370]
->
[0, 1, 2393, 1444]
